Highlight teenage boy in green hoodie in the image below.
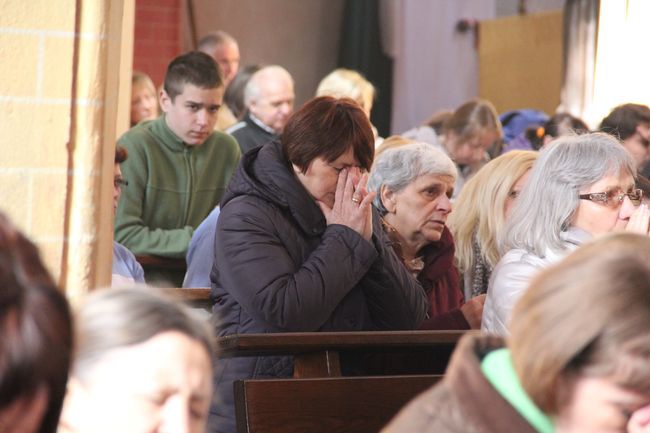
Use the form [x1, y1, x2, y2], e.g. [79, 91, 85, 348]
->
[115, 51, 240, 285]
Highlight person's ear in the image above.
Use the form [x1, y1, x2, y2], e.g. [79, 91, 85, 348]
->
[247, 98, 258, 117]
[159, 89, 172, 113]
[381, 185, 397, 213]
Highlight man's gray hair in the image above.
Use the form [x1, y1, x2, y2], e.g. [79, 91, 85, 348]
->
[502, 132, 635, 255]
[72, 287, 214, 381]
[243, 65, 293, 107]
[368, 142, 458, 214]
[197, 30, 237, 52]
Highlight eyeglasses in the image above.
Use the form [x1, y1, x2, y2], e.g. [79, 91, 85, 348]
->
[114, 177, 129, 188]
[579, 188, 643, 208]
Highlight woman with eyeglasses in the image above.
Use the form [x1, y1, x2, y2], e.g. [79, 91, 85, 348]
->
[482, 132, 646, 336]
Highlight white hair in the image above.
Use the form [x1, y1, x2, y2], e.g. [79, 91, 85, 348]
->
[367, 142, 458, 213]
[243, 65, 293, 107]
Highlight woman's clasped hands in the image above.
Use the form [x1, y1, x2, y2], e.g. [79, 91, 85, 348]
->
[318, 167, 376, 241]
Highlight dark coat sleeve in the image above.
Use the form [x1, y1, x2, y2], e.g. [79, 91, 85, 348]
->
[214, 198, 380, 331]
[357, 209, 428, 330]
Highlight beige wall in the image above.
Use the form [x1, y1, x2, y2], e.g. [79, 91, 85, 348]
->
[184, 0, 344, 107]
[478, 10, 563, 115]
[0, 0, 133, 298]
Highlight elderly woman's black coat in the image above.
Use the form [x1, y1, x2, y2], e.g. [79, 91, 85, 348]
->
[208, 141, 428, 433]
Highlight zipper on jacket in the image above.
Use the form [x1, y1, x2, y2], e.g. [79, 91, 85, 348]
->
[184, 148, 193, 224]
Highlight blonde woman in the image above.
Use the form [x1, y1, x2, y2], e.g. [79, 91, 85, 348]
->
[448, 151, 538, 299]
[130, 71, 159, 126]
[316, 68, 380, 143]
[316, 68, 375, 117]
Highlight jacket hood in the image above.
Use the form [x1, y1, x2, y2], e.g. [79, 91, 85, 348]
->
[220, 141, 327, 234]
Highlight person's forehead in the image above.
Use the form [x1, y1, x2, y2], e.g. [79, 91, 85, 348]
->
[593, 172, 634, 190]
[413, 173, 455, 188]
[215, 41, 239, 58]
[133, 81, 155, 94]
[260, 76, 293, 96]
[473, 130, 498, 146]
[174, 83, 222, 103]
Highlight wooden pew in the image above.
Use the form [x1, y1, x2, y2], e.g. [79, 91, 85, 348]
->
[217, 330, 462, 377]
[234, 375, 442, 433]
[164, 287, 212, 312]
[217, 331, 464, 433]
[135, 254, 188, 270]
[135, 255, 187, 286]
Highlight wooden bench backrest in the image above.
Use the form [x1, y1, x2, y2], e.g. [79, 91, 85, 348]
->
[163, 287, 211, 311]
[234, 375, 442, 433]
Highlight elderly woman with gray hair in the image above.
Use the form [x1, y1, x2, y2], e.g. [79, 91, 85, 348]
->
[368, 142, 485, 329]
[482, 132, 647, 336]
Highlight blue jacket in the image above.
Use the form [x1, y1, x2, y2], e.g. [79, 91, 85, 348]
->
[183, 207, 220, 288]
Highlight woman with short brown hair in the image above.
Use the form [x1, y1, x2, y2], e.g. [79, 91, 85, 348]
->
[210, 96, 427, 433]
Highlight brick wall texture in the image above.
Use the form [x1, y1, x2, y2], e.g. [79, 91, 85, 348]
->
[133, 0, 182, 87]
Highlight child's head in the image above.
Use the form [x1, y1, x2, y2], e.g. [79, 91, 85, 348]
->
[163, 52, 223, 102]
[160, 52, 224, 145]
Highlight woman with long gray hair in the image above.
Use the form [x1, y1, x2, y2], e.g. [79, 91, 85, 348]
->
[482, 132, 646, 336]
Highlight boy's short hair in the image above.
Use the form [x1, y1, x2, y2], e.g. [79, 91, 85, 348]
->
[163, 51, 222, 101]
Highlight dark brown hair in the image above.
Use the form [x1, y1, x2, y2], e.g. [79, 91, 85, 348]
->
[526, 112, 589, 150]
[281, 96, 374, 172]
[163, 51, 222, 101]
[600, 103, 650, 140]
[0, 213, 73, 433]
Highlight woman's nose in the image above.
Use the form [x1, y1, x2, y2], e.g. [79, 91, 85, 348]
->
[438, 194, 452, 213]
[619, 195, 637, 219]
